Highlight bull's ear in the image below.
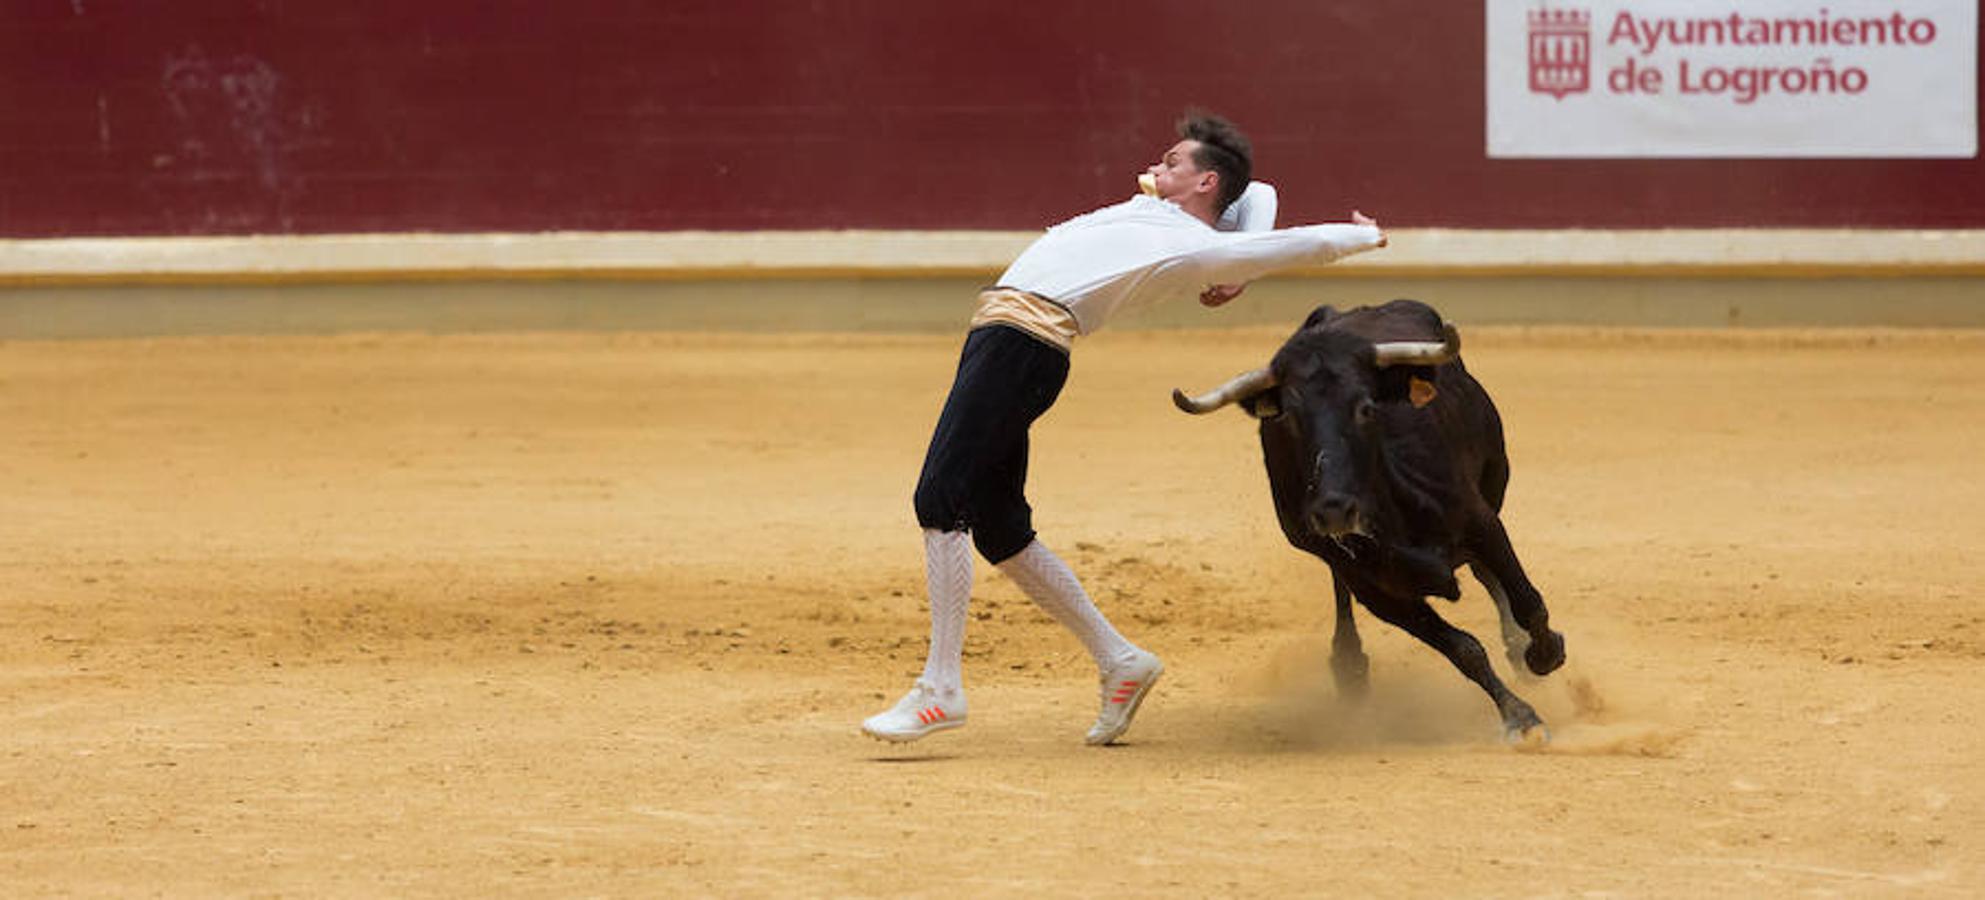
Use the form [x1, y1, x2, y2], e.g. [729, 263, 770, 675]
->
[1238, 389, 1283, 420]
[1374, 365, 1435, 406]
[1408, 377, 1438, 408]
[1298, 305, 1338, 333]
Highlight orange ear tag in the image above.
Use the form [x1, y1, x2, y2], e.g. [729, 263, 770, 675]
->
[1409, 377, 1438, 408]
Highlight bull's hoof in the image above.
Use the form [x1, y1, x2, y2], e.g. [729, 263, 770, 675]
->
[1525, 629, 1566, 676]
[1502, 719, 1552, 747]
[1330, 652, 1370, 699]
[1499, 701, 1548, 746]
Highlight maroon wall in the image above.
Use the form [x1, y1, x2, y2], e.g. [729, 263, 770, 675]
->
[3, 1, 1980, 237]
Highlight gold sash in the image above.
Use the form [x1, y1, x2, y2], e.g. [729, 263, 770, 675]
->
[969, 288, 1077, 352]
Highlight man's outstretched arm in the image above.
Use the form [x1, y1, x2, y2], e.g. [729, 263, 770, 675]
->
[1196, 211, 1388, 307]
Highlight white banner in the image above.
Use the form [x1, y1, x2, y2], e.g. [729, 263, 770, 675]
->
[1487, 0, 1978, 157]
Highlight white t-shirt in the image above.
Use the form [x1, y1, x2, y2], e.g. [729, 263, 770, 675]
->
[996, 188, 1383, 336]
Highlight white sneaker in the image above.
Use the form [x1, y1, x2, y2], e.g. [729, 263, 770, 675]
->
[861, 681, 967, 743]
[1085, 649, 1164, 746]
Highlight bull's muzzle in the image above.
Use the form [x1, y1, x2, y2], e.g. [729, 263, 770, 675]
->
[1310, 494, 1363, 538]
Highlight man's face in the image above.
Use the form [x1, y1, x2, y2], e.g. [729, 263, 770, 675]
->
[1145, 139, 1218, 205]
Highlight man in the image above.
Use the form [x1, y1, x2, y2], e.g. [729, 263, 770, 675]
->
[863, 112, 1387, 745]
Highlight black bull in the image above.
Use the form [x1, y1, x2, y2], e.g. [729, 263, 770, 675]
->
[1174, 299, 1567, 742]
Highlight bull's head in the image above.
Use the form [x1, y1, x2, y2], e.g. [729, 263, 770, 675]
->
[1173, 313, 1459, 541]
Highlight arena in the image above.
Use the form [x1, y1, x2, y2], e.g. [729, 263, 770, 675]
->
[5, 2, 1982, 895]
[2, 294, 1979, 894]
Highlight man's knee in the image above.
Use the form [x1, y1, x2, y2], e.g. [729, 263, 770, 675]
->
[971, 522, 1034, 566]
[913, 478, 964, 532]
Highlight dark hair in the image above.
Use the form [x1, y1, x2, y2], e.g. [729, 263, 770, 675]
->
[1177, 111, 1253, 214]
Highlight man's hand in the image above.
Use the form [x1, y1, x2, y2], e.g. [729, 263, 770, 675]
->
[1352, 210, 1388, 247]
[1200, 283, 1247, 307]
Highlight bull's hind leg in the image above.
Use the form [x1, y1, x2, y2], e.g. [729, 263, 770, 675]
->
[1328, 573, 1369, 698]
[1469, 564, 1533, 677]
[1363, 596, 1546, 743]
[1470, 517, 1565, 676]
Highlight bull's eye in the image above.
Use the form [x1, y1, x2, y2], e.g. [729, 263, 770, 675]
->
[1354, 399, 1378, 427]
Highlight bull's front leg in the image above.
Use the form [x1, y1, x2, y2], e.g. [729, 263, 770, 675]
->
[1469, 563, 1534, 677]
[1328, 571, 1369, 698]
[1469, 517, 1565, 677]
[1363, 595, 1547, 743]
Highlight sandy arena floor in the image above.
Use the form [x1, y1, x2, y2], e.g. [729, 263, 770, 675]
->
[1, 323, 1980, 896]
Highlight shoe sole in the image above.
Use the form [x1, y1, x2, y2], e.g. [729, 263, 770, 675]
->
[1086, 663, 1163, 746]
[862, 718, 966, 743]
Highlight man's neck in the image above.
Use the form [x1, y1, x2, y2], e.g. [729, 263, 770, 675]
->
[1176, 196, 1219, 226]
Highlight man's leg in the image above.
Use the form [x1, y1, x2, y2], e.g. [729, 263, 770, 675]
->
[995, 540, 1164, 746]
[859, 528, 973, 743]
[963, 339, 1163, 745]
[995, 540, 1135, 668]
[866, 328, 1023, 742]
[917, 527, 973, 694]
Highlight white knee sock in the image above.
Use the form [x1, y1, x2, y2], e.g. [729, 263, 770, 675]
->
[997, 540, 1137, 669]
[918, 528, 973, 694]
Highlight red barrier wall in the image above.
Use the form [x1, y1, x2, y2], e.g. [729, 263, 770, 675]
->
[3, 1, 1980, 237]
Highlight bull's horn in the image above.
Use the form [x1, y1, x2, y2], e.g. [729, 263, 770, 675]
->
[1372, 322, 1461, 368]
[1173, 367, 1277, 415]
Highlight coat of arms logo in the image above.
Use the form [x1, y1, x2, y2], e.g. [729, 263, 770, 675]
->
[1528, 8, 1591, 99]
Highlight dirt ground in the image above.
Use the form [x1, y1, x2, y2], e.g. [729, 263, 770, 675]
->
[1, 322, 1980, 896]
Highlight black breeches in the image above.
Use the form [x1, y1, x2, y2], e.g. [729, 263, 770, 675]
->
[913, 325, 1070, 564]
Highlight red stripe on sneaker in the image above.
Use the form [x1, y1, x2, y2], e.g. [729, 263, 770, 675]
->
[934, 707, 947, 721]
